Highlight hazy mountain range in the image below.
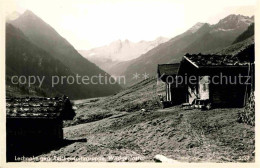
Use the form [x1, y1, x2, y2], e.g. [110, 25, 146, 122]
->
[105, 14, 254, 86]
[78, 37, 169, 72]
[6, 10, 254, 97]
[6, 10, 121, 99]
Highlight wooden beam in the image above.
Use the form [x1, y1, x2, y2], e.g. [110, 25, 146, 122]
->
[183, 56, 199, 69]
[169, 83, 171, 101]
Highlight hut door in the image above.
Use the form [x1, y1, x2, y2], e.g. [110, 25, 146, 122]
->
[199, 76, 209, 100]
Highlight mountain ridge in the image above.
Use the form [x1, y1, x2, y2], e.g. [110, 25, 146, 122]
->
[9, 10, 122, 98]
[78, 37, 169, 73]
[79, 37, 169, 62]
[6, 23, 84, 98]
[115, 14, 253, 86]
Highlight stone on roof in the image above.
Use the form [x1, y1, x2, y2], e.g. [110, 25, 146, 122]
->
[184, 53, 249, 67]
[6, 97, 75, 120]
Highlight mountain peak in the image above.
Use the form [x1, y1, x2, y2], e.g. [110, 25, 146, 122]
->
[18, 10, 40, 21]
[23, 10, 35, 15]
[9, 10, 121, 98]
[79, 36, 169, 64]
[214, 14, 253, 30]
[188, 22, 206, 33]
[221, 14, 251, 22]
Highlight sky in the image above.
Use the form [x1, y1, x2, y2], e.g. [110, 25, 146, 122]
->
[4, 0, 257, 50]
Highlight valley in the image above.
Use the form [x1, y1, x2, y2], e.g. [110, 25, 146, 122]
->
[5, 7, 255, 163]
[36, 78, 254, 162]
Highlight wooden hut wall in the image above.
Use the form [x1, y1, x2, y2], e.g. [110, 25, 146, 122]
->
[171, 86, 187, 105]
[7, 118, 64, 144]
[181, 65, 249, 107]
[7, 118, 64, 161]
[210, 84, 246, 107]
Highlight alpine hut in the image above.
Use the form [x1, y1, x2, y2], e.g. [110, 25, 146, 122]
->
[6, 96, 75, 161]
[177, 45, 254, 108]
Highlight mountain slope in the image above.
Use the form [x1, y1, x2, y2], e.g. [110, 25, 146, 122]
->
[6, 23, 85, 98]
[106, 23, 211, 78]
[78, 37, 169, 73]
[185, 15, 254, 53]
[216, 36, 254, 56]
[121, 14, 253, 86]
[10, 10, 121, 98]
[233, 23, 254, 44]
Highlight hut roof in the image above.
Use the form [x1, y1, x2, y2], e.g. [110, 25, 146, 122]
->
[184, 53, 250, 68]
[157, 63, 180, 77]
[6, 97, 75, 120]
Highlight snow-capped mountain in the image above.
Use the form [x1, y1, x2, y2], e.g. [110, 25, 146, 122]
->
[187, 22, 206, 33]
[79, 37, 169, 62]
[78, 37, 169, 72]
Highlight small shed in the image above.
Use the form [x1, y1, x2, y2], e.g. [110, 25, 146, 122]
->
[6, 96, 75, 161]
[157, 63, 186, 106]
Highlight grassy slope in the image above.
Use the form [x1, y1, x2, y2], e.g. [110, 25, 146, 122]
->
[42, 76, 254, 162]
[41, 97, 254, 162]
[64, 78, 163, 127]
